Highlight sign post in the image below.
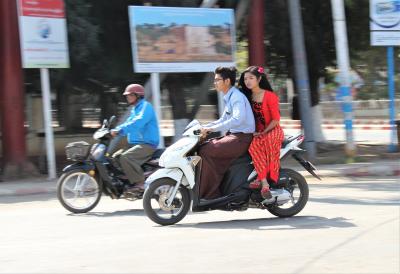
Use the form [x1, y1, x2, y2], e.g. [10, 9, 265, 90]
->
[40, 68, 56, 179]
[150, 73, 165, 148]
[331, 0, 356, 159]
[17, 0, 70, 179]
[370, 0, 399, 152]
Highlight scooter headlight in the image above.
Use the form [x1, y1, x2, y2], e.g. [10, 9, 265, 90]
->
[90, 144, 106, 161]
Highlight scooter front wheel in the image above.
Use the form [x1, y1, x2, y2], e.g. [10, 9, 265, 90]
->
[57, 170, 102, 213]
[143, 178, 190, 226]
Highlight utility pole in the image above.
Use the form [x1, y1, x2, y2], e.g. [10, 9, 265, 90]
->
[0, 0, 37, 179]
[248, 0, 265, 66]
[288, 0, 316, 160]
[331, 0, 356, 159]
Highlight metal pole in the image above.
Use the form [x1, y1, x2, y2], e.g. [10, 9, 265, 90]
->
[200, 0, 218, 8]
[387, 46, 397, 152]
[40, 68, 57, 179]
[201, 0, 223, 118]
[331, 0, 356, 158]
[151, 72, 165, 148]
[288, 0, 316, 160]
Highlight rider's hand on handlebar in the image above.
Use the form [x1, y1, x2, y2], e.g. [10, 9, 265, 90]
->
[200, 128, 211, 140]
[110, 129, 119, 137]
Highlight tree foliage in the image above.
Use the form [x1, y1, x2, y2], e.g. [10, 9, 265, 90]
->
[24, 0, 394, 132]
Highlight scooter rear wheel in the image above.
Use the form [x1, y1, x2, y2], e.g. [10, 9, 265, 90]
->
[143, 178, 190, 226]
[57, 170, 102, 213]
[267, 169, 309, 218]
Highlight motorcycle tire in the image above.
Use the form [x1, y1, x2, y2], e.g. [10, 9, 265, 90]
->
[143, 178, 191, 226]
[57, 169, 102, 214]
[267, 168, 309, 218]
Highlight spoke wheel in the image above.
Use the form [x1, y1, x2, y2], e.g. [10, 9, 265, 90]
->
[57, 170, 102, 213]
[143, 178, 190, 226]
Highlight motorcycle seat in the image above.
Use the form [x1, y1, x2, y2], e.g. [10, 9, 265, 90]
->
[281, 135, 298, 148]
[151, 148, 164, 160]
[282, 138, 291, 148]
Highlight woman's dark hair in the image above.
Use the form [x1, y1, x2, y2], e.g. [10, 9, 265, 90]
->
[238, 66, 273, 102]
[215, 66, 237, 86]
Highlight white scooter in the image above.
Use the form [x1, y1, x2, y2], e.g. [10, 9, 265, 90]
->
[143, 120, 321, 225]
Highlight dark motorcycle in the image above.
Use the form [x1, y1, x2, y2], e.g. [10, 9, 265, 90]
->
[57, 116, 162, 213]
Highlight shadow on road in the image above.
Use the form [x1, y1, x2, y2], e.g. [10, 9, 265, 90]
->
[172, 215, 356, 230]
[68, 208, 146, 217]
[67, 208, 208, 218]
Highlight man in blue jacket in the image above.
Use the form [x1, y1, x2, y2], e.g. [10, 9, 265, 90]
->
[111, 84, 160, 191]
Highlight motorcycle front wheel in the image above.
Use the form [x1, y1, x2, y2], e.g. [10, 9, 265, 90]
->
[143, 178, 190, 226]
[267, 168, 309, 218]
[57, 169, 102, 213]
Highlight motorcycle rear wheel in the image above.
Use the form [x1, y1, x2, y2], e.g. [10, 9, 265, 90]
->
[143, 178, 190, 226]
[267, 169, 309, 218]
[57, 170, 102, 213]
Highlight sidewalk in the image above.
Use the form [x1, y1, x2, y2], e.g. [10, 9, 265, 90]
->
[0, 160, 398, 198]
[159, 119, 393, 131]
[0, 177, 57, 197]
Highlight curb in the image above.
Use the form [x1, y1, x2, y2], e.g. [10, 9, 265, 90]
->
[280, 119, 390, 125]
[0, 177, 57, 198]
[343, 166, 400, 177]
[0, 187, 57, 198]
[158, 119, 393, 130]
[288, 161, 400, 179]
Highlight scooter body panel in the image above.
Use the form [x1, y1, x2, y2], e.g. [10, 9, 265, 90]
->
[145, 168, 184, 186]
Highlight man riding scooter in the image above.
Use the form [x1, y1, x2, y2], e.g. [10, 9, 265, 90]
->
[199, 66, 255, 199]
[111, 84, 160, 192]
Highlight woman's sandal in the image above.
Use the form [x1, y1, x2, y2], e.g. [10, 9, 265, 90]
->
[260, 182, 272, 199]
[249, 180, 262, 189]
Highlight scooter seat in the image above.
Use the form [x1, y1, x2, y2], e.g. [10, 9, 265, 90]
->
[282, 137, 291, 148]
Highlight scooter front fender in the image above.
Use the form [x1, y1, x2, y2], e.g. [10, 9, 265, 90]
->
[62, 161, 95, 173]
[144, 168, 184, 187]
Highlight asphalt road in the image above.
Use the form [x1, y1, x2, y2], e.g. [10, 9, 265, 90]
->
[0, 176, 399, 274]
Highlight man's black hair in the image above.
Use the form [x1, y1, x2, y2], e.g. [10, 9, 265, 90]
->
[214, 66, 237, 86]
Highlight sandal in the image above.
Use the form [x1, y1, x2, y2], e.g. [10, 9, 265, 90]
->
[249, 179, 262, 189]
[260, 181, 272, 199]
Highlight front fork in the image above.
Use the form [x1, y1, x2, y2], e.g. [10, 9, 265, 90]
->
[165, 179, 182, 207]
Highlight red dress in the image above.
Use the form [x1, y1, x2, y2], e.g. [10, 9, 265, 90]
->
[248, 91, 284, 183]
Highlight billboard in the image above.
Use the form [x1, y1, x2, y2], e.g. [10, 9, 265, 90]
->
[370, 0, 400, 45]
[17, 0, 70, 68]
[128, 6, 236, 73]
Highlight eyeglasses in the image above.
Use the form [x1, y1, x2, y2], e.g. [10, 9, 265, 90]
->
[214, 78, 224, 84]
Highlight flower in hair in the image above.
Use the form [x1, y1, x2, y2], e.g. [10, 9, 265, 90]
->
[257, 67, 265, 74]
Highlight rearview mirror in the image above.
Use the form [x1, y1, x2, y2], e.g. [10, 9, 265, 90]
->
[108, 115, 117, 129]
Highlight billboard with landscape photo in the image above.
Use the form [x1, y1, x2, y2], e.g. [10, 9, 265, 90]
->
[128, 6, 236, 72]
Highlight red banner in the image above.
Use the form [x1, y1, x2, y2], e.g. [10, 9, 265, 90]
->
[19, 0, 65, 18]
